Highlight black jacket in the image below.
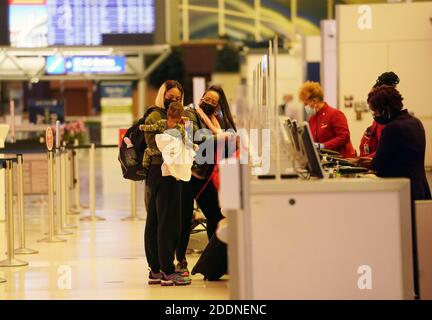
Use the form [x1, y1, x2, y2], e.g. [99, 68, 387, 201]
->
[184, 105, 236, 179]
[372, 110, 431, 201]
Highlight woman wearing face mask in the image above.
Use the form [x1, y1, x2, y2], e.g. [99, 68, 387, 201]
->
[175, 85, 237, 277]
[143, 80, 192, 286]
[369, 85, 431, 299]
[358, 72, 400, 162]
[299, 81, 357, 158]
[368, 85, 431, 201]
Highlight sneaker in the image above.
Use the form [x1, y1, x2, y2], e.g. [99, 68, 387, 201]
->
[175, 260, 190, 277]
[161, 272, 191, 286]
[148, 270, 163, 285]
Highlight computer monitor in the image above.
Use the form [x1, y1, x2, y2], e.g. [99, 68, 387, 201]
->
[298, 122, 325, 179]
[285, 118, 301, 153]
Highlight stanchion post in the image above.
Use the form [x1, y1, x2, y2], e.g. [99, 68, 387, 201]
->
[68, 146, 81, 215]
[80, 143, 105, 222]
[70, 139, 87, 213]
[38, 151, 66, 243]
[54, 148, 72, 236]
[0, 159, 29, 267]
[61, 146, 76, 229]
[14, 154, 38, 255]
[121, 181, 145, 221]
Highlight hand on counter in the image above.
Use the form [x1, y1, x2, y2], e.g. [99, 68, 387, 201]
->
[349, 156, 373, 169]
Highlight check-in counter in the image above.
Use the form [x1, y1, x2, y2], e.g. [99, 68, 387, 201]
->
[225, 166, 414, 299]
[416, 200, 432, 300]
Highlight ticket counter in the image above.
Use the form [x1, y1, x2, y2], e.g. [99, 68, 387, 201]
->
[225, 166, 414, 300]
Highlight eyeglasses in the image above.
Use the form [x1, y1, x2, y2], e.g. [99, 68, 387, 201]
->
[201, 97, 218, 106]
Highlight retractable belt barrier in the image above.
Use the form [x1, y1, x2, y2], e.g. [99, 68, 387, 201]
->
[77, 143, 113, 222]
[122, 180, 145, 222]
[38, 150, 66, 243]
[65, 143, 143, 222]
[67, 139, 87, 215]
[14, 154, 38, 255]
[54, 147, 73, 237]
[0, 157, 29, 267]
[61, 146, 78, 230]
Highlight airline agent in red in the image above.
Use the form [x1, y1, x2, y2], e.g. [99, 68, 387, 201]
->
[359, 120, 385, 158]
[299, 81, 357, 158]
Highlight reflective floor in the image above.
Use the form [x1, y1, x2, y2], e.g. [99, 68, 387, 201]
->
[0, 149, 228, 300]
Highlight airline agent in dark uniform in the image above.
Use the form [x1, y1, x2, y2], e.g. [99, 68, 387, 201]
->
[369, 86, 431, 201]
[368, 84, 431, 299]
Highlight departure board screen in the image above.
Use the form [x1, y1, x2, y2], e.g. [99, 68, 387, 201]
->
[9, 0, 156, 47]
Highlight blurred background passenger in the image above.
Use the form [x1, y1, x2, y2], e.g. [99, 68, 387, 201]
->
[279, 94, 300, 121]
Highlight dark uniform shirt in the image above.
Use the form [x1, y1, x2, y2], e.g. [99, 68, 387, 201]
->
[372, 110, 431, 201]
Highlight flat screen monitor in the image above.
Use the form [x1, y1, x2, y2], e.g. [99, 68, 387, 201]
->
[9, 0, 156, 47]
[288, 119, 301, 153]
[298, 122, 325, 179]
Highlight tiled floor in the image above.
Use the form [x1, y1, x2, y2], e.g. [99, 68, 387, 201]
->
[0, 149, 229, 300]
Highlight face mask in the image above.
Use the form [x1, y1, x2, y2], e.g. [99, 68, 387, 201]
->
[305, 105, 316, 117]
[373, 115, 391, 125]
[200, 102, 217, 116]
[164, 99, 175, 109]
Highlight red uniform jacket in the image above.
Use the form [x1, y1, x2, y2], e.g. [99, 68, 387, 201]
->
[359, 121, 385, 158]
[309, 103, 357, 158]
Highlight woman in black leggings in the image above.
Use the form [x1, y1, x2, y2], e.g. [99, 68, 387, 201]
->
[176, 85, 237, 276]
[144, 80, 191, 286]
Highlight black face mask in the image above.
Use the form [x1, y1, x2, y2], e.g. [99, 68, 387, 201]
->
[373, 115, 392, 125]
[164, 99, 175, 109]
[200, 102, 217, 116]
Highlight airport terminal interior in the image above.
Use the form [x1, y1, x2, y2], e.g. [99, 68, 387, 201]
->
[1, 0, 432, 300]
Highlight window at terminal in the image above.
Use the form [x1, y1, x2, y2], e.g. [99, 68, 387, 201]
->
[9, 0, 156, 47]
[45, 55, 126, 74]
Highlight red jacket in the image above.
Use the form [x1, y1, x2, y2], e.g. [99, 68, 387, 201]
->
[359, 121, 385, 158]
[309, 103, 357, 158]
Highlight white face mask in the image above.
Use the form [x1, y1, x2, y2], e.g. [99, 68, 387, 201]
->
[305, 105, 316, 116]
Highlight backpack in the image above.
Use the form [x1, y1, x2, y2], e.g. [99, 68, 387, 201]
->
[118, 106, 164, 181]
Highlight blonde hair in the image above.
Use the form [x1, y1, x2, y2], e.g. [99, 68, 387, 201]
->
[299, 81, 324, 102]
[167, 101, 184, 119]
[154, 80, 184, 108]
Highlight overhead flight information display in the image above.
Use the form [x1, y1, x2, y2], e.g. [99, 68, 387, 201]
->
[9, 0, 156, 47]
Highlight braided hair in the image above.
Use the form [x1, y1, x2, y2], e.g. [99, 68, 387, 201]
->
[373, 72, 400, 88]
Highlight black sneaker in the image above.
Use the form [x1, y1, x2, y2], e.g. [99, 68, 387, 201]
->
[161, 272, 191, 286]
[175, 260, 190, 277]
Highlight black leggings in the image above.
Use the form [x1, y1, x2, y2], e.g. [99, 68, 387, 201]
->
[145, 164, 181, 274]
[176, 176, 224, 262]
